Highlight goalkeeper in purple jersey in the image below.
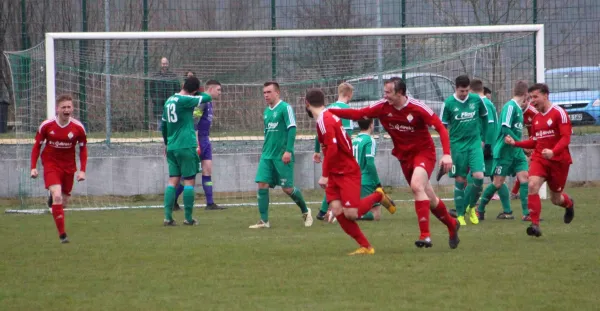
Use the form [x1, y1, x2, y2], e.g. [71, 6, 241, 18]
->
[175, 80, 225, 210]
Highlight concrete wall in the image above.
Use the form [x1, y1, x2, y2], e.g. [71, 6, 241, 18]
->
[1, 144, 599, 197]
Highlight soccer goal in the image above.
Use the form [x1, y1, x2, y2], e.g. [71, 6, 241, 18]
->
[4, 24, 546, 212]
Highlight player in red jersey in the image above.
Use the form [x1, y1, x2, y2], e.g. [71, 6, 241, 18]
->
[510, 99, 539, 200]
[505, 83, 574, 237]
[305, 88, 395, 255]
[30, 94, 88, 243]
[329, 77, 460, 249]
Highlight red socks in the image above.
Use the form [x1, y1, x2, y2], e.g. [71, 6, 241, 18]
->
[430, 199, 457, 237]
[335, 213, 370, 248]
[528, 194, 542, 225]
[415, 200, 430, 239]
[560, 193, 573, 209]
[51, 204, 65, 236]
[358, 192, 382, 217]
[512, 180, 520, 195]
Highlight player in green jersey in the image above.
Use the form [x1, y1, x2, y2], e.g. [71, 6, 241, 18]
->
[250, 82, 313, 229]
[314, 82, 355, 221]
[441, 75, 489, 226]
[478, 80, 531, 220]
[161, 76, 212, 226]
[463, 79, 499, 219]
[352, 118, 381, 221]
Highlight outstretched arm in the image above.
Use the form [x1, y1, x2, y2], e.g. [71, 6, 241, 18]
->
[329, 104, 382, 121]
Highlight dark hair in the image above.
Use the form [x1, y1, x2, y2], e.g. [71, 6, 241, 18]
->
[384, 77, 406, 95]
[455, 75, 470, 88]
[513, 80, 529, 97]
[264, 81, 280, 91]
[357, 118, 373, 131]
[470, 79, 484, 93]
[205, 79, 221, 87]
[528, 83, 550, 95]
[483, 86, 492, 95]
[182, 76, 201, 93]
[305, 88, 325, 107]
[185, 70, 195, 77]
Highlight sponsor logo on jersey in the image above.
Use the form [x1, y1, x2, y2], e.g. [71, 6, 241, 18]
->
[535, 129, 555, 138]
[406, 114, 413, 123]
[266, 122, 279, 130]
[388, 123, 415, 132]
[454, 111, 476, 121]
[48, 141, 73, 148]
[514, 122, 523, 129]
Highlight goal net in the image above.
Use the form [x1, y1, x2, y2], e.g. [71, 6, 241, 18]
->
[4, 26, 544, 212]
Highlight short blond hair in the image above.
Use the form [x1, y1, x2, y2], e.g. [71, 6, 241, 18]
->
[338, 82, 354, 97]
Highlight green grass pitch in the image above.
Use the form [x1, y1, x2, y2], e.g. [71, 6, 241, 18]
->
[1, 186, 599, 310]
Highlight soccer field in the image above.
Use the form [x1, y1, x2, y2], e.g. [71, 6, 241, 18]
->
[1, 186, 599, 310]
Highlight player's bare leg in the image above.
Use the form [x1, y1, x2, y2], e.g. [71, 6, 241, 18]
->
[202, 160, 225, 210]
[526, 176, 545, 237]
[424, 179, 460, 249]
[163, 176, 182, 226]
[282, 187, 313, 227]
[48, 185, 68, 243]
[549, 189, 575, 224]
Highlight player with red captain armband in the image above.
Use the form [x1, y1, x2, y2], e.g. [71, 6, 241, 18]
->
[305, 88, 395, 255]
[329, 77, 460, 249]
[30, 94, 88, 244]
[504, 83, 575, 237]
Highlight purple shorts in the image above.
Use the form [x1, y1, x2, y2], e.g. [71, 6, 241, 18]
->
[198, 136, 212, 161]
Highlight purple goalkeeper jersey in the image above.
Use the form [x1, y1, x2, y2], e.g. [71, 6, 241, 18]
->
[196, 101, 213, 137]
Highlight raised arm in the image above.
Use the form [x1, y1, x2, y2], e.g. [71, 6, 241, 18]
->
[328, 103, 382, 121]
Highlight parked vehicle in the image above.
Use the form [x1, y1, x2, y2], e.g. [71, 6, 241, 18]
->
[546, 67, 600, 125]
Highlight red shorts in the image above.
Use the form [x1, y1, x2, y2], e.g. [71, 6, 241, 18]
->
[529, 158, 570, 192]
[399, 151, 436, 182]
[325, 172, 361, 208]
[43, 167, 75, 196]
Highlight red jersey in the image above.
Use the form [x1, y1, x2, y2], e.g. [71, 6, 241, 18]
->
[329, 98, 450, 161]
[523, 103, 539, 137]
[31, 118, 88, 173]
[515, 105, 572, 164]
[317, 110, 359, 177]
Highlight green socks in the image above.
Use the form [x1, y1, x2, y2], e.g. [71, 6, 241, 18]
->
[183, 185, 195, 222]
[519, 182, 529, 216]
[258, 188, 270, 222]
[454, 181, 466, 216]
[289, 187, 309, 214]
[497, 183, 511, 213]
[478, 184, 498, 213]
[319, 196, 328, 214]
[359, 212, 375, 221]
[467, 177, 484, 209]
[163, 185, 176, 221]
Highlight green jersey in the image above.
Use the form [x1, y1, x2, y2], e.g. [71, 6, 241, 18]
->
[480, 96, 499, 145]
[494, 99, 524, 158]
[262, 100, 297, 160]
[441, 93, 488, 151]
[162, 93, 212, 151]
[352, 133, 380, 186]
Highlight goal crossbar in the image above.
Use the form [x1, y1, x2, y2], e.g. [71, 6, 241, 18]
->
[44, 24, 545, 118]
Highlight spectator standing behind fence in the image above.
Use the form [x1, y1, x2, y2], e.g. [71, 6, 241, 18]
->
[150, 57, 180, 130]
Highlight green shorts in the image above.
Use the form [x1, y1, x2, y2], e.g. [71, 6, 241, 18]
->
[493, 150, 529, 177]
[361, 184, 380, 206]
[255, 157, 295, 188]
[450, 147, 485, 178]
[166, 148, 200, 178]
